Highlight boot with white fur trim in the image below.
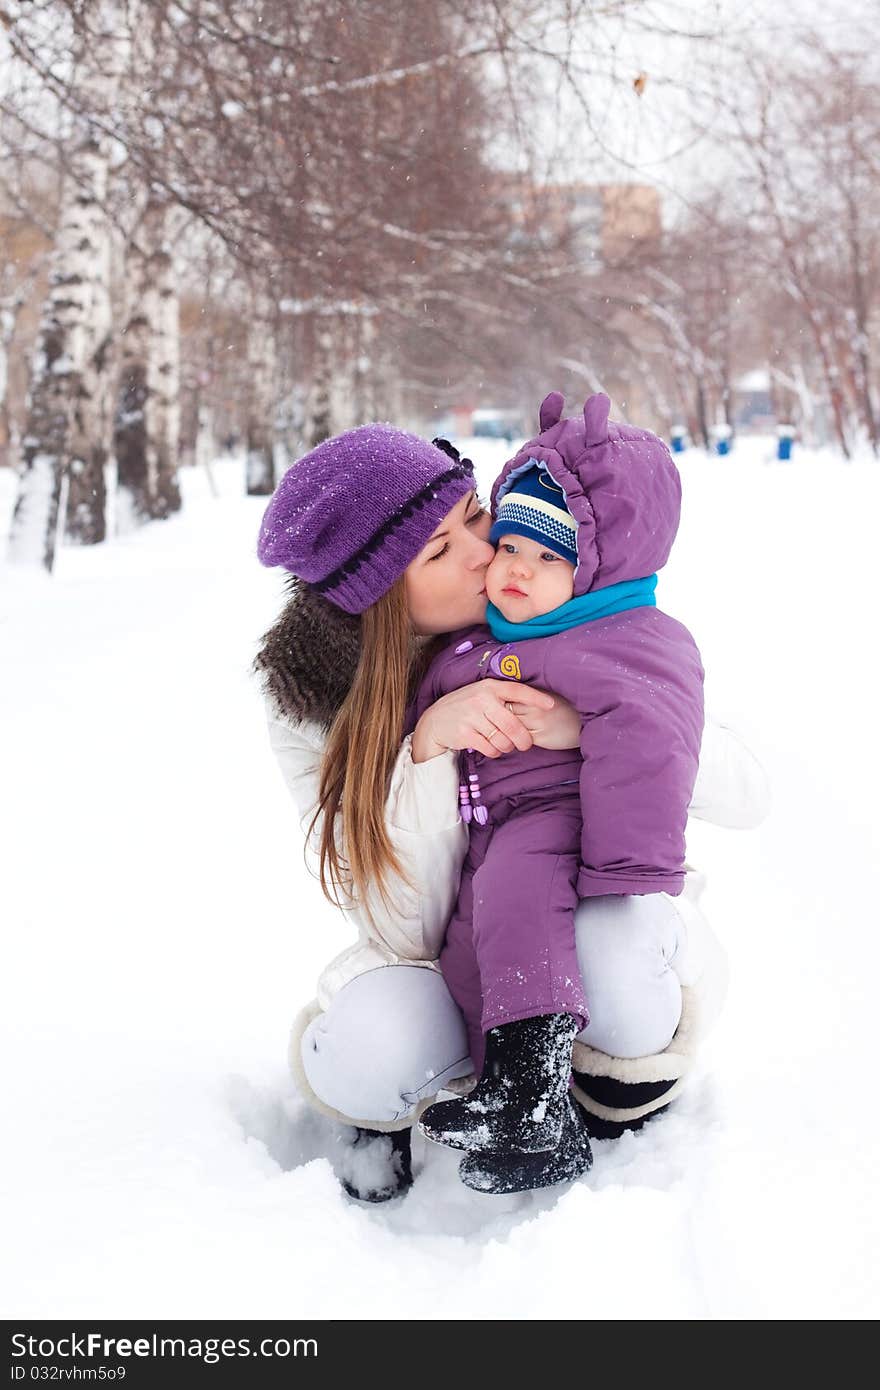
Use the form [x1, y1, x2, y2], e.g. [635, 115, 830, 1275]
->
[569, 983, 701, 1136]
[418, 1013, 578, 1154]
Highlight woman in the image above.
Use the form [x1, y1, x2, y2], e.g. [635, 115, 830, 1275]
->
[255, 420, 769, 1201]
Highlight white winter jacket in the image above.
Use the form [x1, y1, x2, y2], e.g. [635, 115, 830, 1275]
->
[265, 702, 770, 1011]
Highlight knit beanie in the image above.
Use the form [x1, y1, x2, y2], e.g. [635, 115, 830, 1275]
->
[257, 425, 474, 613]
[489, 461, 578, 565]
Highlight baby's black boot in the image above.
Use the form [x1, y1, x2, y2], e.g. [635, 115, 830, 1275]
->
[419, 1012, 578, 1154]
[458, 1092, 593, 1194]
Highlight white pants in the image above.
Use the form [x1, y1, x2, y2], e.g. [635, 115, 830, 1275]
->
[300, 893, 703, 1126]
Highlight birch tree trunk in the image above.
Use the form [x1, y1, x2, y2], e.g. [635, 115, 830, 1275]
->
[7, 1, 136, 570]
[306, 320, 334, 449]
[306, 311, 360, 446]
[115, 194, 182, 528]
[63, 151, 114, 549]
[0, 294, 23, 469]
[351, 309, 379, 424]
[8, 138, 105, 566]
[114, 202, 154, 529]
[151, 216, 182, 517]
[245, 287, 277, 495]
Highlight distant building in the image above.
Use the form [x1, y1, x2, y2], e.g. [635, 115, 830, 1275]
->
[498, 177, 662, 271]
[439, 179, 665, 438]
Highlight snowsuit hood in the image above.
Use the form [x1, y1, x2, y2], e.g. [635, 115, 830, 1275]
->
[490, 391, 681, 596]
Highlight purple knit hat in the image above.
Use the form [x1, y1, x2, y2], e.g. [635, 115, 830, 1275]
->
[257, 424, 474, 613]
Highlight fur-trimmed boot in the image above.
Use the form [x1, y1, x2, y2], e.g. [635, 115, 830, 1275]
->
[458, 1093, 593, 1194]
[337, 1126, 413, 1203]
[418, 1013, 578, 1154]
[573, 1089, 671, 1140]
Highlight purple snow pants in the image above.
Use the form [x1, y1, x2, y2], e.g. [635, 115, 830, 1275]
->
[438, 792, 589, 1076]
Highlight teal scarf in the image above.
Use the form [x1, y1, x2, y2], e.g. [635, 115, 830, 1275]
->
[486, 574, 658, 641]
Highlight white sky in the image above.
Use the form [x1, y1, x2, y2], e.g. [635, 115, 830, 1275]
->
[487, 0, 878, 212]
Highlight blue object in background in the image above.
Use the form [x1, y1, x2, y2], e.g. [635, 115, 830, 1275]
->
[713, 424, 732, 456]
[777, 424, 795, 461]
[670, 425, 687, 453]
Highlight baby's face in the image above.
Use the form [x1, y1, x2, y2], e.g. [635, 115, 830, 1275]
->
[485, 533, 575, 621]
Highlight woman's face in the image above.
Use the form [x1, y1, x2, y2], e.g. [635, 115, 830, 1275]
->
[405, 490, 495, 635]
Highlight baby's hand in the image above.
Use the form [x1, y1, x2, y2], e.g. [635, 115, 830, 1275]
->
[504, 691, 580, 750]
[411, 680, 554, 762]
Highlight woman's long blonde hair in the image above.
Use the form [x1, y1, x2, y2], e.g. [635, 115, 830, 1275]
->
[309, 576, 437, 926]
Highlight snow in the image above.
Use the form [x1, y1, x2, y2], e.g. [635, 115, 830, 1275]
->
[4, 452, 56, 566]
[735, 368, 771, 392]
[1, 436, 879, 1320]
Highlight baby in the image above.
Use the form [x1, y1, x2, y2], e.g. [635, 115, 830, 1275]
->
[413, 391, 705, 1193]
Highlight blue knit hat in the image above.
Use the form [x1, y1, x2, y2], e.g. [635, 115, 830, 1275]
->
[489, 461, 578, 565]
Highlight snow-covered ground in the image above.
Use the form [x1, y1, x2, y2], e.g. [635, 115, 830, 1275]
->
[2, 436, 878, 1320]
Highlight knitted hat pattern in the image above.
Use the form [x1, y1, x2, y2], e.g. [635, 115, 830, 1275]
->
[489, 462, 578, 565]
[257, 425, 475, 613]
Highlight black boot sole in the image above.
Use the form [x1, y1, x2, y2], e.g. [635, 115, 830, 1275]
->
[340, 1174, 414, 1203]
[418, 1099, 566, 1155]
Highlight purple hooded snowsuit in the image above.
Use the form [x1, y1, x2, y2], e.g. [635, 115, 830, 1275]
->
[410, 393, 705, 1075]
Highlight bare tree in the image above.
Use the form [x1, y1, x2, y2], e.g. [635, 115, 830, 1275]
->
[6, 0, 139, 568]
[684, 28, 880, 455]
[115, 190, 183, 526]
[244, 281, 278, 495]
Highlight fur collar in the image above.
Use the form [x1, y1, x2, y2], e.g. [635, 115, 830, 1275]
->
[253, 579, 363, 731]
[254, 578, 445, 732]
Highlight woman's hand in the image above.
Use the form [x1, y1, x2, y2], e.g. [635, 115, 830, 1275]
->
[503, 691, 581, 751]
[411, 679, 556, 763]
